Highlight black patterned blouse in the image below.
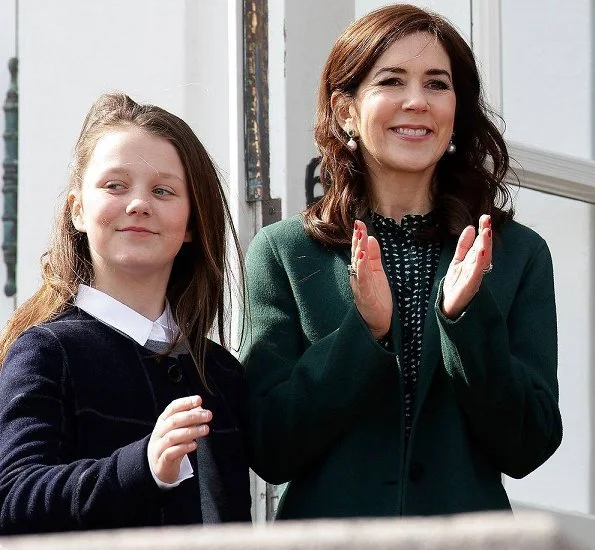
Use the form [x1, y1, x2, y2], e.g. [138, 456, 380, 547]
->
[371, 211, 441, 439]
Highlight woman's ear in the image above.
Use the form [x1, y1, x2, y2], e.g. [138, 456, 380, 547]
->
[330, 91, 358, 135]
[69, 192, 86, 232]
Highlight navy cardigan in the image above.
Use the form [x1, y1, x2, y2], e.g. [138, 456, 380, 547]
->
[0, 308, 251, 534]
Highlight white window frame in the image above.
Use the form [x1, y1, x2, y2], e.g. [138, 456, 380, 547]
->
[471, 0, 595, 201]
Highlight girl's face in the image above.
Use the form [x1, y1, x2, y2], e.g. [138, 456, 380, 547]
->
[70, 126, 191, 287]
[347, 32, 456, 182]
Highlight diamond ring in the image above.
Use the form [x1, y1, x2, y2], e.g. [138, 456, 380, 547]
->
[482, 263, 493, 274]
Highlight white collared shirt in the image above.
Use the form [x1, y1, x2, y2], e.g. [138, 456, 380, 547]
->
[75, 284, 194, 489]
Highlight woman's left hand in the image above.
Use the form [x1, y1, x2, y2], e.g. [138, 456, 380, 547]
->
[441, 214, 492, 319]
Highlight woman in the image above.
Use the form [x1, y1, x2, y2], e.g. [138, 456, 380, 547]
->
[241, 4, 562, 519]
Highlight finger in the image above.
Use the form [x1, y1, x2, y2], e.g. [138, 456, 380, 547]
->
[452, 226, 476, 263]
[479, 225, 493, 269]
[158, 395, 202, 423]
[351, 220, 360, 261]
[155, 407, 212, 438]
[358, 222, 369, 255]
[155, 424, 210, 455]
[159, 441, 199, 464]
[366, 236, 383, 272]
[478, 214, 491, 232]
[354, 248, 373, 298]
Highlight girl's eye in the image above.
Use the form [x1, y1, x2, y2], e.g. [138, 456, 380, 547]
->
[153, 187, 173, 197]
[427, 79, 450, 91]
[104, 180, 125, 190]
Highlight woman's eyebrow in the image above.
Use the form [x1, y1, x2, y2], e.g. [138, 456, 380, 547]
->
[372, 66, 452, 83]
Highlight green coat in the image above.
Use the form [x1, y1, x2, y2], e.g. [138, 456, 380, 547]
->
[241, 214, 562, 519]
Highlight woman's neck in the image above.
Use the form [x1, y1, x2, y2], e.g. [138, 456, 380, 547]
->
[367, 169, 433, 223]
[91, 266, 171, 321]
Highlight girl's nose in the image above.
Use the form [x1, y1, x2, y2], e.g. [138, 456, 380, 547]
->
[126, 198, 152, 217]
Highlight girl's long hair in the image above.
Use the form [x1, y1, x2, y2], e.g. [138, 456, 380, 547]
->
[305, 4, 514, 246]
[0, 93, 244, 386]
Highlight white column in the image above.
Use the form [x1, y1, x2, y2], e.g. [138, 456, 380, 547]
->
[268, 0, 354, 218]
[470, 0, 502, 116]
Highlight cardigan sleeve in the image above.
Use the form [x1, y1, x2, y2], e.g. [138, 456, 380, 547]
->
[241, 228, 397, 485]
[0, 326, 162, 534]
[435, 240, 562, 478]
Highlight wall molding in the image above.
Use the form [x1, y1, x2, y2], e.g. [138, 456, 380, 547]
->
[508, 141, 595, 204]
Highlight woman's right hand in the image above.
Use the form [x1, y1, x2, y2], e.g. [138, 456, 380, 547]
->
[350, 220, 392, 340]
[148, 395, 212, 484]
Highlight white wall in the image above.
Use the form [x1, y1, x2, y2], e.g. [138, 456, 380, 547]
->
[505, 188, 594, 514]
[269, 0, 354, 217]
[501, 0, 592, 159]
[355, 0, 471, 41]
[17, 0, 231, 303]
[500, 0, 595, 515]
[0, 0, 17, 325]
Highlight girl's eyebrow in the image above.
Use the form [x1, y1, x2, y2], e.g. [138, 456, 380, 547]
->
[99, 165, 184, 182]
[373, 66, 452, 83]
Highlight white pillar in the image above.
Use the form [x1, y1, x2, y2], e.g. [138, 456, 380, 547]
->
[268, 0, 354, 218]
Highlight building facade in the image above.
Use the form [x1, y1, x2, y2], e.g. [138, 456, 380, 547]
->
[1, 0, 595, 521]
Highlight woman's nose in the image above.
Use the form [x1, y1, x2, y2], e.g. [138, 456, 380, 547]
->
[402, 87, 429, 112]
[126, 197, 152, 216]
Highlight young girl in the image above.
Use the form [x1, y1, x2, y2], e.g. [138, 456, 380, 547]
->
[0, 93, 251, 534]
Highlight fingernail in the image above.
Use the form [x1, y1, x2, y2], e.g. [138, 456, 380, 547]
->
[358, 251, 364, 260]
[481, 250, 485, 257]
[357, 231, 362, 240]
[487, 217, 492, 227]
[488, 229, 492, 238]
[354, 221, 358, 229]
[198, 425, 208, 434]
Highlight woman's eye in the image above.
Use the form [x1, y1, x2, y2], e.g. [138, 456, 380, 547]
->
[427, 79, 450, 90]
[379, 77, 403, 86]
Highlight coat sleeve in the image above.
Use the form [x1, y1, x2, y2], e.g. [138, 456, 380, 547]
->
[241, 229, 397, 484]
[435, 240, 562, 478]
[0, 327, 162, 534]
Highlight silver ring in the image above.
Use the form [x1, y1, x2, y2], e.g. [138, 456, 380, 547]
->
[482, 263, 493, 274]
[347, 264, 357, 278]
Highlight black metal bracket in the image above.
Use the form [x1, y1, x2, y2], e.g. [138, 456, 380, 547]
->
[2, 57, 18, 297]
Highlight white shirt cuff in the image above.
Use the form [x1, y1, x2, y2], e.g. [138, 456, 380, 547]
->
[149, 453, 194, 490]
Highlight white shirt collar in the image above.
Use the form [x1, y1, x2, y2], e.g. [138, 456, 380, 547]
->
[74, 284, 177, 345]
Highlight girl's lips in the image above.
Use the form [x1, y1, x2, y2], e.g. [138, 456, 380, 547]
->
[118, 227, 157, 234]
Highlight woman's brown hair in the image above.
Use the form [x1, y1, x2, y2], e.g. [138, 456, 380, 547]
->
[305, 4, 514, 246]
[0, 93, 244, 385]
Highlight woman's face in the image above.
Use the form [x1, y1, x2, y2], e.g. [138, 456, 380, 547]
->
[347, 32, 456, 181]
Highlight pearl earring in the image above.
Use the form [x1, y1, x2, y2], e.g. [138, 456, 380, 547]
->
[346, 128, 358, 151]
[446, 135, 456, 154]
